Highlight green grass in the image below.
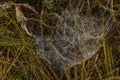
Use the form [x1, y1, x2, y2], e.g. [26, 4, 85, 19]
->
[0, 0, 120, 80]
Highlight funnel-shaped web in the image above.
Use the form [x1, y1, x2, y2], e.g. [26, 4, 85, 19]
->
[36, 10, 112, 69]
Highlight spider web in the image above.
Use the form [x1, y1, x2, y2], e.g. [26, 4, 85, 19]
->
[36, 10, 112, 69]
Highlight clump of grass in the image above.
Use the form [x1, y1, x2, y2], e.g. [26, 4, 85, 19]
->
[0, 0, 120, 80]
[0, 7, 60, 80]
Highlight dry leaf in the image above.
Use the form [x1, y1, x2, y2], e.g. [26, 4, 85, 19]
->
[15, 5, 34, 37]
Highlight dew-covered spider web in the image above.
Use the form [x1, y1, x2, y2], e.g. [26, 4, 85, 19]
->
[36, 10, 112, 69]
[0, 1, 112, 71]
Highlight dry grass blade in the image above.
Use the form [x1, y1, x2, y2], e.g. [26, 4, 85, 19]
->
[0, 1, 13, 10]
[98, 1, 116, 14]
[20, 3, 39, 15]
[1, 44, 26, 80]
